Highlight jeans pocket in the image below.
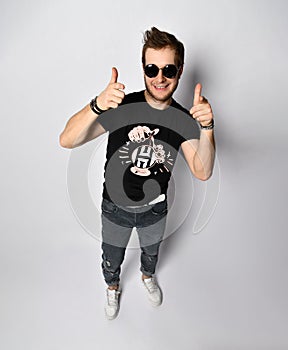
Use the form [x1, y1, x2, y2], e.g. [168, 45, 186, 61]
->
[101, 199, 118, 214]
[151, 200, 168, 216]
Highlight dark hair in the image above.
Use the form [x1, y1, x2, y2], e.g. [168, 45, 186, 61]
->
[142, 27, 185, 68]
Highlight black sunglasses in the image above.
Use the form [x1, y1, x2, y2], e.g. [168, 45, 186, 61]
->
[144, 64, 180, 79]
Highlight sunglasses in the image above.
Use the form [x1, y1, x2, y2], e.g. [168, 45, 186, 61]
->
[144, 64, 180, 79]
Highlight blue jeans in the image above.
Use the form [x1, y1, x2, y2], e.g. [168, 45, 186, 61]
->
[101, 198, 168, 286]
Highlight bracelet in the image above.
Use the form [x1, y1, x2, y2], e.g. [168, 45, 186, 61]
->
[90, 96, 107, 115]
[90, 99, 101, 114]
[200, 119, 214, 130]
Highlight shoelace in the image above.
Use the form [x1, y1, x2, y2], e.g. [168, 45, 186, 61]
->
[144, 278, 158, 293]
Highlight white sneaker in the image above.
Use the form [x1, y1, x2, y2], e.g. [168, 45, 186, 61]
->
[142, 277, 162, 307]
[104, 287, 121, 320]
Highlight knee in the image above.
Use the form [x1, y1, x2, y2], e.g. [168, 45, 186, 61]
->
[102, 258, 118, 273]
[141, 243, 160, 257]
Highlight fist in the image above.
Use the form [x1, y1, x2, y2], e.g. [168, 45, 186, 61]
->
[128, 126, 159, 143]
[97, 67, 125, 110]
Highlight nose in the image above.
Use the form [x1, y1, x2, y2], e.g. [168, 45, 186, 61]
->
[156, 69, 165, 82]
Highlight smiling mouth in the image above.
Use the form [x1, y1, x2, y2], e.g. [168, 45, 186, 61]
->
[154, 85, 168, 90]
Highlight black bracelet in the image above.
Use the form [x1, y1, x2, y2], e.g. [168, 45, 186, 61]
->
[90, 96, 107, 115]
[90, 99, 101, 114]
[200, 119, 214, 130]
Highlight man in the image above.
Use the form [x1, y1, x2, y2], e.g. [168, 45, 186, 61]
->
[60, 27, 215, 320]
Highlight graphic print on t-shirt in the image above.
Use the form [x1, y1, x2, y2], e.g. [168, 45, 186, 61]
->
[118, 125, 174, 177]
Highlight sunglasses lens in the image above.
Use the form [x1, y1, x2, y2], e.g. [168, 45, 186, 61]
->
[163, 65, 178, 78]
[144, 64, 159, 78]
[145, 64, 179, 78]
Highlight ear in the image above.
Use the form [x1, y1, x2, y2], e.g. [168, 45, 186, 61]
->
[178, 64, 184, 79]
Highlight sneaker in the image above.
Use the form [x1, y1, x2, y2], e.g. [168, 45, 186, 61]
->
[142, 276, 162, 307]
[104, 287, 121, 320]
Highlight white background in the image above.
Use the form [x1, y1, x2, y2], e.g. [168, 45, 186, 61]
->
[1, 0, 288, 349]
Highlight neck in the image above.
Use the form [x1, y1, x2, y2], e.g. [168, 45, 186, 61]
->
[144, 90, 172, 110]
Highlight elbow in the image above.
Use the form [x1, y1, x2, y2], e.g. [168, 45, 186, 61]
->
[59, 133, 73, 149]
[197, 173, 212, 181]
[193, 169, 213, 181]
[190, 155, 214, 181]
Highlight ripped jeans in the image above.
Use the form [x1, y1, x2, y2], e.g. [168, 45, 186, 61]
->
[101, 198, 168, 286]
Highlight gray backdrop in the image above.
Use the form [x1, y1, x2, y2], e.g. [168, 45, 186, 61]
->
[1, 0, 288, 349]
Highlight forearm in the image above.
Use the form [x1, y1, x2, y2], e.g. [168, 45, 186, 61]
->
[193, 129, 215, 180]
[59, 104, 102, 148]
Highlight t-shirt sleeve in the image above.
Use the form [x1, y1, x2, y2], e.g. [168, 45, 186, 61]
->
[96, 109, 114, 132]
[96, 92, 144, 132]
[168, 106, 200, 142]
[180, 114, 200, 141]
[96, 105, 129, 133]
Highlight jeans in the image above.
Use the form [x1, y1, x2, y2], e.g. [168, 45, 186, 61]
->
[101, 198, 168, 286]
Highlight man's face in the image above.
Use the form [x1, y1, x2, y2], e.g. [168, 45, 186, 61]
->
[143, 47, 182, 104]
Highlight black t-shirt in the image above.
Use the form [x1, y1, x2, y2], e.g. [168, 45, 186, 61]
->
[97, 90, 200, 206]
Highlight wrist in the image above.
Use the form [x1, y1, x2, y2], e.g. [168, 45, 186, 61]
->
[200, 119, 214, 130]
[90, 96, 107, 115]
[95, 96, 107, 111]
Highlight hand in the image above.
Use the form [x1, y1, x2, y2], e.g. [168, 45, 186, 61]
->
[128, 126, 159, 143]
[96, 67, 125, 110]
[190, 83, 214, 127]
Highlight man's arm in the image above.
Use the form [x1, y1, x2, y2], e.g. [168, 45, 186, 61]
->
[181, 130, 215, 181]
[181, 83, 216, 181]
[59, 67, 125, 149]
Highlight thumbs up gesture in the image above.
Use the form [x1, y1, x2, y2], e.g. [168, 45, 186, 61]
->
[190, 83, 214, 128]
[96, 67, 125, 110]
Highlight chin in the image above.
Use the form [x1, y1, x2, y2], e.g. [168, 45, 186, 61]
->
[146, 85, 174, 102]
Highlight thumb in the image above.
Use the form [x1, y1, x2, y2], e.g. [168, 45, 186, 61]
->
[109, 67, 118, 84]
[193, 83, 202, 106]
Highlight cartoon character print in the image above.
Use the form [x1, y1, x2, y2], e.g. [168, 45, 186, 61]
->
[118, 125, 174, 177]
